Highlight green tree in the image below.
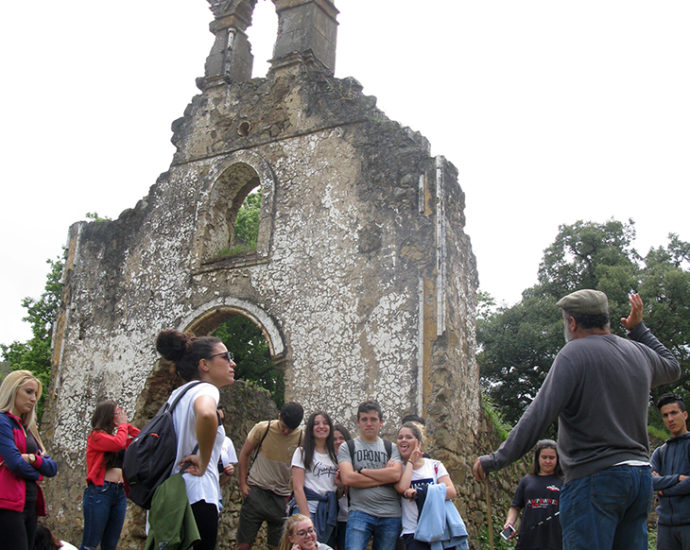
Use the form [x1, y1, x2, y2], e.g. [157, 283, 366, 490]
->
[233, 190, 261, 249]
[638, 235, 690, 405]
[478, 220, 689, 427]
[212, 315, 284, 407]
[1, 256, 64, 418]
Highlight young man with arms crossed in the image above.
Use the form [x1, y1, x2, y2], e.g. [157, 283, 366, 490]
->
[651, 393, 690, 550]
[236, 402, 304, 550]
[338, 400, 403, 550]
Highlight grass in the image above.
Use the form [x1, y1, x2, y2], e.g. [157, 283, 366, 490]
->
[216, 243, 256, 258]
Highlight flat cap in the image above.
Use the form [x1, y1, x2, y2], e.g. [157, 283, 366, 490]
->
[556, 289, 609, 316]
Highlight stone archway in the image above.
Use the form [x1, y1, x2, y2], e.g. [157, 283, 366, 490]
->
[180, 297, 285, 357]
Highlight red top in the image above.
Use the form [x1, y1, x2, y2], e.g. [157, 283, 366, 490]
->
[85, 423, 140, 486]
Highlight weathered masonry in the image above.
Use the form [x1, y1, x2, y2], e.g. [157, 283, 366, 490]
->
[41, 0, 482, 546]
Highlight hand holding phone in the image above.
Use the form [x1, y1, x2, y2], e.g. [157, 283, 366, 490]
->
[500, 524, 516, 540]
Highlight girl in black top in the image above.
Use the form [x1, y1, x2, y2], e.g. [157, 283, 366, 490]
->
[503, 439, 563, 550]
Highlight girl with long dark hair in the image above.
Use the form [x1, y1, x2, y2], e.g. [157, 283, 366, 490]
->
[291, 411, 340, 545]
[503, 439, 564, 550]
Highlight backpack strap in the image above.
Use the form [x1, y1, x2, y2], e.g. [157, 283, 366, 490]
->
[167, 380, 204, 412]
[384, 439, 392, 460]
[249, 420, 271, 470]
[347, 438, 356, 464]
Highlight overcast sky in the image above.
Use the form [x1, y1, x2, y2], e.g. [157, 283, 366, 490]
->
[1, 1, 688, 344]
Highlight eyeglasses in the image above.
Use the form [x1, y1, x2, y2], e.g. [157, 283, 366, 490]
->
[295, 528, 315, 537]
[209, 351, 233, 362]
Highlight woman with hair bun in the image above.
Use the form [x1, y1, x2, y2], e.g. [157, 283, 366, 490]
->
[79, 400, 139, 550]
[155, 329, 236, 550]
[0, 370, 58, 550]
[503, 439, 563, 550]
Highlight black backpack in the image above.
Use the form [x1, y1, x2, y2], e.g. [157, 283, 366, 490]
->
[123, 381, 202, 509]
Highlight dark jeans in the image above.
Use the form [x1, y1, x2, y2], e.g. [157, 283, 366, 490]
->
[0, 503, 37, 550]
[191, 500, 219, 550]
[560, 465, 652, 550]
[337, 520, 348, 550]
[657, 523, 690, 550]
[80, 482, 127, 550]
[401, 533, 431, 550]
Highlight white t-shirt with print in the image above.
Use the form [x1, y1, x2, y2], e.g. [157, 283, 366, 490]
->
[401, 458, 448, 535]
[169, 381, 225, 511]
[291, 447, 339, 514]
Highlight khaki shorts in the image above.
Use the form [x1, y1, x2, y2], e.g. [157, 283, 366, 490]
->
[236, 485, 289, 547]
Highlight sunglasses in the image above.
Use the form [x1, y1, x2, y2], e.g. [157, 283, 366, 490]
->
[209, 351, 233, 362]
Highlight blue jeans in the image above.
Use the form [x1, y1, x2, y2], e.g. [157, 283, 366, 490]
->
[80, 482, 127, 550]
[345, 510, 401, 550]
[560, 465, 652, 550]
[657, 524, 690, 550]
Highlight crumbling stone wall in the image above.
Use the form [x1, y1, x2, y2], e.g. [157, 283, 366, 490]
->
[38, 0, 503, 547]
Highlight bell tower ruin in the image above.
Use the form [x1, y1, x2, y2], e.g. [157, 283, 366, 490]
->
[42, 0, 482, 546]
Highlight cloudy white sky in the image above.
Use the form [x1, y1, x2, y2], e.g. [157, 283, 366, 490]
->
[1, 1, 688, 344]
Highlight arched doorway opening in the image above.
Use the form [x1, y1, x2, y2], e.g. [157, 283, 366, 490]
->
[212, 312, 283, 406]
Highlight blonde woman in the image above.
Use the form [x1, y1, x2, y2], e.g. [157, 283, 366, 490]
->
[0, 370, 58, 550]
[279, 513, 333, 550]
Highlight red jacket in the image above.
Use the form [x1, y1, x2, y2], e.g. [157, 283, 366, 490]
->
[86, 423, 140, 486]
[0, 410, 58, 514]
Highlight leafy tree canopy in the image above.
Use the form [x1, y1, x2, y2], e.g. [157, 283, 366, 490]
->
[1, 256, 64, 418]
[212, 315, 284, 407]
[478, 219, 689, 431]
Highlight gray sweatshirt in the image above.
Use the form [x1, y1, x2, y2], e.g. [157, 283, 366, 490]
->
[480, 323, 680, 483]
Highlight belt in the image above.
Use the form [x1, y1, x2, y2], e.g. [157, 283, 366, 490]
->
[89, 481, 125, 488]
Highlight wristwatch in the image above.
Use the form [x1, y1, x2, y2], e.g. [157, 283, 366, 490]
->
[29, 453, 36, 464]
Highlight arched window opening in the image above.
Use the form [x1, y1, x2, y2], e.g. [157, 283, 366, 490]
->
[194, 151, 275, 269]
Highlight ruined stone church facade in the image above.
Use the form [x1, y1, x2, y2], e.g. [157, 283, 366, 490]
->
[41, 0, 482, 545]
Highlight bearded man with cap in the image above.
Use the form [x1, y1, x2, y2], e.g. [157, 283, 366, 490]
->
[473, 290, 680, 550]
